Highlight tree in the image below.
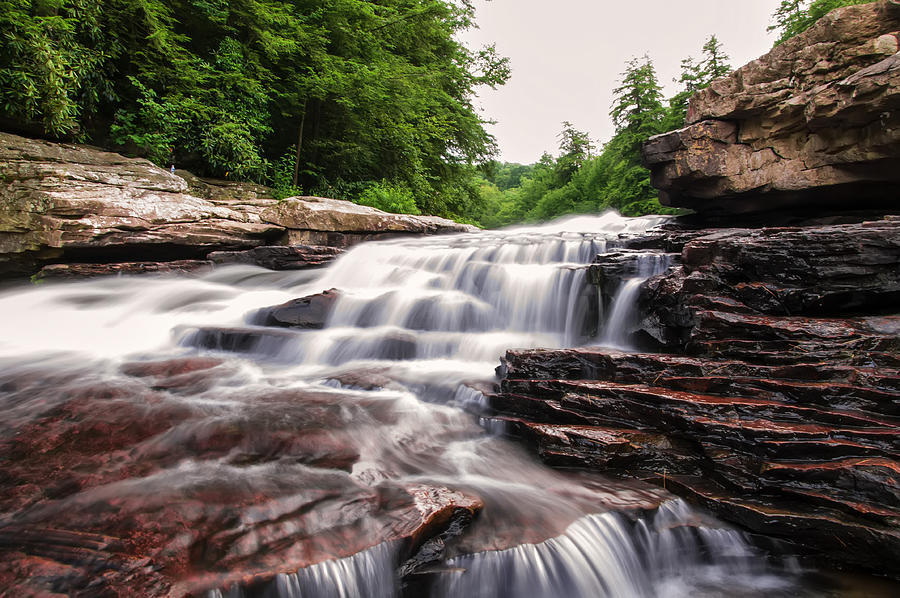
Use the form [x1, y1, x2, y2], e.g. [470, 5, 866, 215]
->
[554, 121, 594, 184]
[0, 0, 510, 219]
[669, 35, 732, 125]
[700, 35, 731, 81]
[0, 0, 108, 136]
[610, 55, 666, 138]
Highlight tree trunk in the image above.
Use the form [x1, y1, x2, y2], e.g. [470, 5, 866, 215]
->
[292, 100, 307, 188]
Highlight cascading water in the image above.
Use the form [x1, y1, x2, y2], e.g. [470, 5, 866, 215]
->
[0, 212, 805, 597]
[599, 252, 672, 349]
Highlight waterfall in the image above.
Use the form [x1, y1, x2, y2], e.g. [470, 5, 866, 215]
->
[599, 252, 672, 349]
[432, 500, 795, 598]
[0, 212, 801, 598]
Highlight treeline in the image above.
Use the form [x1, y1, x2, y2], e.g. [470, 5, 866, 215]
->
[0, 1, 870, 226]
[471, 0, 872, 228]
[0, 0, 509, 219]
[473, 37, 730, 227]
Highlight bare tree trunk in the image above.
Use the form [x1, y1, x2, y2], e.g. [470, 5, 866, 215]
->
[292, 99, 307, 188]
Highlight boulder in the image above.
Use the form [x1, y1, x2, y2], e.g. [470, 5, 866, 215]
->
[250, 289, 341, 329]
[0, 132, 475, 279]
[642, 1, 900, 215]
[0, 132, 285, 278]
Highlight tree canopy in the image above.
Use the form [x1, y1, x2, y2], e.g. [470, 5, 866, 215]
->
[2, 3, 782, 227]
[0, 0, 509, 220]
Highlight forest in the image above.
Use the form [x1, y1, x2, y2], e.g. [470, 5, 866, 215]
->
[0, 0, 871, 226]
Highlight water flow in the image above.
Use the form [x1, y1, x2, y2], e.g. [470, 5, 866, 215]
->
[600, 252, 672, 349]
[434, 500, 794, 598]
[0, 212, 801, 598]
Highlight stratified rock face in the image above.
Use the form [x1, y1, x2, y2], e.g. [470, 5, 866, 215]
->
[489, 217, 900, 574]
[0, 132, 285, 277]
[207, 245, 344, 270]
[642, 1, 900, 215]
[0, 132, 475, 279]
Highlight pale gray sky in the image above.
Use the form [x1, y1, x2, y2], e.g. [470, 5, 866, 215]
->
[460, 0, 783, 164]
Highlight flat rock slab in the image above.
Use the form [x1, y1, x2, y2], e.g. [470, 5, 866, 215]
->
[0, 133, 476, 279]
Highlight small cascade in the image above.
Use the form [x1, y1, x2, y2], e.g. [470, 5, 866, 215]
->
[432, 500, 796, 598]
[599, 252, 672, 349]
[210, 542, 397, 598]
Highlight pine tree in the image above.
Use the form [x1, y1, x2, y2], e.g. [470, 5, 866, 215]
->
[610, 55, 665, 137]
[555, 121, 595, 184]
[699, 35, 731, 81]
[669, 35, 732, 125]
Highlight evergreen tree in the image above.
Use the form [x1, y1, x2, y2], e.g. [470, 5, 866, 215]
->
[610, 55, 665, 137]
[554, 121, 594, 184]
[669, 35, 732, 124]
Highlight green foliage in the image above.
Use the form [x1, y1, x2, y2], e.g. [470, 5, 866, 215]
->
[356, 180, 421, 215]
[271, 151, 303, 199]
[669, 35, 732, 124]
[0, 0, 508, 216]
[474, 51, 710, 228]
[0, 0, 107, 135]
[769, 0, 872, 45]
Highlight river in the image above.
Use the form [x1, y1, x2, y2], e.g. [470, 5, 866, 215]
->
[0, 213, 813, 596]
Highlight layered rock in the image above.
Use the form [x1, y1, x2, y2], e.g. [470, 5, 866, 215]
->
[642, 1, 900, 215]
[0, 132, 473, 279]
[488, 217, 900, 574]
[262, 196, 478, 247]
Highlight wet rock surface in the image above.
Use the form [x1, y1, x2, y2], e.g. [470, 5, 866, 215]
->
[489, 216, 900, 575]
[642, 1, 900, 215]
[250, 289, 341, 329]
[0, 357, 489, 596]
[207, 245, 344, 270]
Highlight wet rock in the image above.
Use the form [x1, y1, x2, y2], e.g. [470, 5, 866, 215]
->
[207, 245, 343, 270]
[32, 259, 212, 280]
[181, 326, 299, 354]
[0, 358, 486, 596]
[250, 289, 340, 329]
[642, 1, 900, 215]
[490, 217, 900, 575]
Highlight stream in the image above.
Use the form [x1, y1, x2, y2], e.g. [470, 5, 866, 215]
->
[0, 213, 813, 596]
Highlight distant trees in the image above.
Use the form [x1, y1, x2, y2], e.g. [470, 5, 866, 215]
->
[476, 37, 736, 226]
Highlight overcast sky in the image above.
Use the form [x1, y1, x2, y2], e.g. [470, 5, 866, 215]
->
[459, 0, 783, 164]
